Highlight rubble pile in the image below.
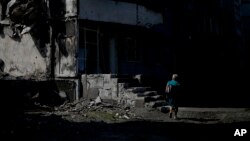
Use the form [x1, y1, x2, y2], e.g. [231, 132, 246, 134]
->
[51, 97, 143, 123]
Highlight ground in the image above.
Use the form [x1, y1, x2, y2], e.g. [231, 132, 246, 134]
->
[1, 99, 250, 141]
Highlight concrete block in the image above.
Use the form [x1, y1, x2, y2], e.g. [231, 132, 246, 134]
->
[135, 97, 145, 108]
[99, 89, 111, 99]
[118, 83, 127, 92]
[88, 77, 103, 88]
[112, 91, 118, 98]
[104, 78, 117, 90]
[103, 74, 111, 83]
[87, 88, 99, 100]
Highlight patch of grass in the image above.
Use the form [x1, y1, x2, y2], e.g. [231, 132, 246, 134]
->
[87, 111, 116, 121]
[245, 108, 250, 112]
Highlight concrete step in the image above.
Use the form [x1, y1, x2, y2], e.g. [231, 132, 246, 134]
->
[145, 100, 167, 108]
[144, 95, 164, 102]
[134, 95, 165, 108]
[126, 87, 152, 93]
[135, 97, 145, 108]
[137, 91, 158, 97]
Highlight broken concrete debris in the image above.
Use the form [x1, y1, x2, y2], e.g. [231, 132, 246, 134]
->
[58, 90, 67, 98]
[94, 96, 102, 106]
[50, 97, 140, 122]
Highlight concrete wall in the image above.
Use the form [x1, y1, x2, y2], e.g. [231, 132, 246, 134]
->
[0, 28, 51, 79]
[81, 74, 119, 100]
[54, 19, 78, 77]
[52, 0, 78, 77]
[79, 0, 163, 28]
[81, 74, 140, 107]
[0, 0, 79, 102]
[0, 0, 79, 79]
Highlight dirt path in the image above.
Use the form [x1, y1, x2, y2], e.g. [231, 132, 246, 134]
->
[1, 102, 250, 141]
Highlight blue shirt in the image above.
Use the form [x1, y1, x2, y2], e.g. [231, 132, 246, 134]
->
[167, 80, 180, 87]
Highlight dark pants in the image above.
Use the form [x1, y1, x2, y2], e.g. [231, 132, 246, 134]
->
[166, 96, 178, 114]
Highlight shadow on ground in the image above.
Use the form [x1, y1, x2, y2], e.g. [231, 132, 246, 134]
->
[1, 111, 249, 141]
[0, 80, 249, 141]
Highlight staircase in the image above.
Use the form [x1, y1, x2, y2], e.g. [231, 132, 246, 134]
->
[116, 74, 167, 109]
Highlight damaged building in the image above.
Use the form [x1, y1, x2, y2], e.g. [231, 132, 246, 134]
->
[0, 0, 78, 107]
[0, 0, 171, 108]
[0, 0, 249, 108]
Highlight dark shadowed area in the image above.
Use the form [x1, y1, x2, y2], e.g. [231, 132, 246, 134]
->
[1, 111, 250, 141]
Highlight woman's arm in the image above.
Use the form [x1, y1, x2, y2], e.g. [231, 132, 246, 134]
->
[165, 84, 171, 93]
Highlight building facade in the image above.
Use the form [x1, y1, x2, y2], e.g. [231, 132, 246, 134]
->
[0, 0, 249, 107]
[0, 0, 171, 107]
